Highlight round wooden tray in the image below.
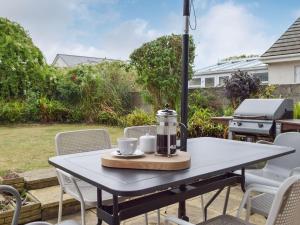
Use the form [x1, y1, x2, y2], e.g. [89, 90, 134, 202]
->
[101, 151, 191, 171]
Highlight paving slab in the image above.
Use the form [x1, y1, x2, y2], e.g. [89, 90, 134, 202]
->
[29, 185, 81, 220]
[20, 168, 58, 190]
[46, 186, 266, 225]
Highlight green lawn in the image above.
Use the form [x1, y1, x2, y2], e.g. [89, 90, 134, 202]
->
[0, 124, 123, 175]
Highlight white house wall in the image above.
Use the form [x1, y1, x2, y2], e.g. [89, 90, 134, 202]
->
[268, 60, 300, 84]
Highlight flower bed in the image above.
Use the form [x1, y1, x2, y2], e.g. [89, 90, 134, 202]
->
[0, 172, 24, 192]
[0, 192, 41, 225]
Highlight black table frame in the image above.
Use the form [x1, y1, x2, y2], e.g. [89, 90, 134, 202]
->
[97, 172, 244, 225]
[49, 137, 294, 225]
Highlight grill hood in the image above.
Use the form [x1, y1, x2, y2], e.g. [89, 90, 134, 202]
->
[234, 99, 293, 120]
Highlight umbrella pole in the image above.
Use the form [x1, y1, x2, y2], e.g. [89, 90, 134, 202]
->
[180, 0, 190, 152]
[178, 2, 190, 221]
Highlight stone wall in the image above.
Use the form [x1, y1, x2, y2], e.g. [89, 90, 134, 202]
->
[196, 84, 300, 108]
[131, 84, 300, 112]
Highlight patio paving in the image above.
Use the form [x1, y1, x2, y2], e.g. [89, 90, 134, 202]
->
[47, 185, 267, 225]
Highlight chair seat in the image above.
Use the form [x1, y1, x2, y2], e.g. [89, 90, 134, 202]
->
[248, 193, 274, 218]
[199, 215, 254, 225]
[244, 169, 286, 187]
[65, 181, 112, 206]
[58, 220, 81, 225]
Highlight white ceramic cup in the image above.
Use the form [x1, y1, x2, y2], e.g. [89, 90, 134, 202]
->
[117, 138, 138, 155]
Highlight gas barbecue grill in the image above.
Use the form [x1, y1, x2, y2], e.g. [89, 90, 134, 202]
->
[229, 99, 293, 141]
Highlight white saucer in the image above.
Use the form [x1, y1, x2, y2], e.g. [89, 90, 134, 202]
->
[111, 149, 145, 158]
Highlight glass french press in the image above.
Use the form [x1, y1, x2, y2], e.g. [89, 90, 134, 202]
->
[156, 104, 186, 157]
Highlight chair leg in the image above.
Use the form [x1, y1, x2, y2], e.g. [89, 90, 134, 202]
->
[80, 200, 86, 225]
[200, 195, 205, 220]
[58, 187, 63, 223]
[157, 209, 160, 224]
[144, 213, 148, 225]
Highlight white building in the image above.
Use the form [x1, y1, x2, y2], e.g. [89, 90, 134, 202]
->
[52, 54, 120, 68]
[260, 17, 300, 84]
[189, 58, 268, 89]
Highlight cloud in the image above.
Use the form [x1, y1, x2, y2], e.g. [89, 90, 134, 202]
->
[0, 0, 275, 68]
[100, 19, 161, 59]
[192, 2, 275, 67]
[0, 0, 120, 62]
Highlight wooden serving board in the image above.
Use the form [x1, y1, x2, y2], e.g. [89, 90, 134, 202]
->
[101, 151, 191, 171]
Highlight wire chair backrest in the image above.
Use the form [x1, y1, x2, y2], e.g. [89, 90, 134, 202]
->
[124, 125, 157, 143]
[267, 175, 300, 225]
[55, 129, 111, 189]
[0, 185, 21, 225]
[265, 132, 300, 177]
[55, 129, 111, 156]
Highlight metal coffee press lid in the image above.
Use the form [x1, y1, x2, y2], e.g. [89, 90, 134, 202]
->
[156, 104, 177, 117]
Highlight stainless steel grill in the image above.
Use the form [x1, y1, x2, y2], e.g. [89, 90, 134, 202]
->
[229, 99, 293, 140]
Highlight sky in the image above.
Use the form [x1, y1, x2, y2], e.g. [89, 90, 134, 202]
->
[1, 0, 300, 69]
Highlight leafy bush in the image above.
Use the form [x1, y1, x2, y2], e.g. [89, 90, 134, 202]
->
[188, 90, 223, 118]
[38, 97, 69, 123]
[257, 85, 276, 99]
[188, 108, 227, 138]
[124, 109, 155, 127]
[97, 111, 121, 126]
[223, 106, 234, 116]
[0, 18, 46, 100]
[55, 61, 135, 123]
[224, 70, 260, 108]
[294, 102, 300, 119]
[130, 34, 195, 111]
[0, 101, 25, 123]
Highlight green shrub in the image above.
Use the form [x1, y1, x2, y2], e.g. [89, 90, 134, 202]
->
[124, 109, 155, 127]
[188, 108, 226, 138]
[223, 106, 234, 116]
[188, 90, 223, 118]
[68, 106, 84, 123]
[0, 101, 25, 123]
[97, 111, 121, 126]
[38, 97, 69, 122]
[257, 85, 276, 99]
[0, 18, 46, 100]
[294, 102, 300, 119]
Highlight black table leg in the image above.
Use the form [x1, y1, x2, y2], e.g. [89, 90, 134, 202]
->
[241, 168, 246, 192]
[204, 188, 224, 221]
[178, 185, 189, 221]
[112, 195, 120, 225]
[223, 186, 231, 215]
[97, 188, 102, 225]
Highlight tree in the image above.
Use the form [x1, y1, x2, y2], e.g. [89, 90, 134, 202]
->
[130, 34, 195, 111]
[224, 70, 260, 108]
[0, 18, 46, 99]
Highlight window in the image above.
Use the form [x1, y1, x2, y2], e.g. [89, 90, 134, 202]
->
[295, 66, 300, 83]
[218, 76, 229, 86]
[205, 77, 215, 88]
[253, 72, 268, 83]
[189, 78, 201, 86]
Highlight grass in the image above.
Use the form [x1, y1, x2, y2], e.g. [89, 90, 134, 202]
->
[0, 124, 123, 175]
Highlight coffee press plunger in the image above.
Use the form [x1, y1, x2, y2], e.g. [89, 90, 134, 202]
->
[156, 104, 186, 157]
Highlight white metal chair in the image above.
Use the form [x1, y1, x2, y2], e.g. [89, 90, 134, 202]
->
[55, 129, 113, 225]
[243, 132, 300, 217]
[124, 125, 157, 143]
[0, 185, 79, 225]
[124, 125, 160, 224]
[165, 175, 300, 225]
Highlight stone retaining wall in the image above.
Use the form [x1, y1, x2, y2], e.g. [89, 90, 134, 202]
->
[198, 84, 300, 108]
